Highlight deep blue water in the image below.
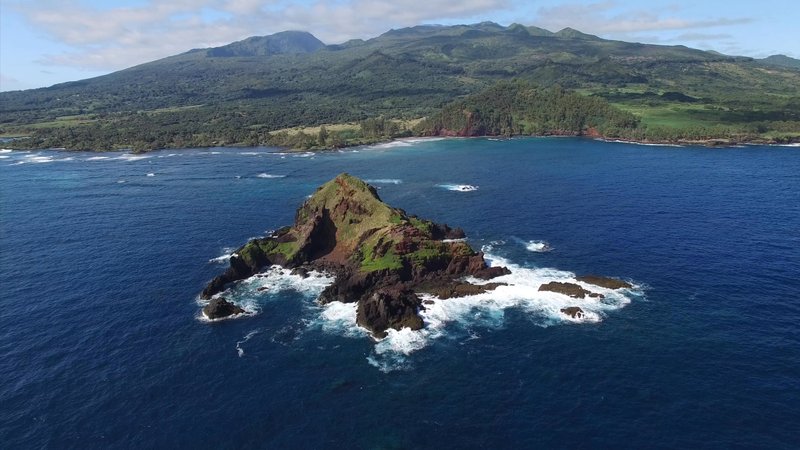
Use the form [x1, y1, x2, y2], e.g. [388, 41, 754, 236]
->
[1, 138, 799, 449]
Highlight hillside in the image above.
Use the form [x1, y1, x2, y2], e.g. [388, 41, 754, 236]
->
[1, 22, 799, 150]
[760, 54, 800, 70]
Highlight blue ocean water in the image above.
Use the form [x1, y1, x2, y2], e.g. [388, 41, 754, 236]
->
[1, 139, 798, 448]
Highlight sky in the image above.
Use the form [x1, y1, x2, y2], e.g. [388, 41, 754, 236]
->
[1, 0, 798, 91]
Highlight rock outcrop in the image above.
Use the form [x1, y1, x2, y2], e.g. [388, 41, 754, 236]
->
[560, 306, 584, 319]
[202, 297, 246, 320]
[576, 275, 632, 290]
[202, 173, 509, 337]
[538, 281, 603, 299]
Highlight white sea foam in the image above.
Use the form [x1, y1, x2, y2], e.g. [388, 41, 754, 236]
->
[367, 141, 414, 150]
[598, 138, 684, 148]
[525, 240, 552, 252]
[402, 137, 445, 144]
[316, 302, 366, 338]
[146, 173, 155, 177]
[22, 155, 55, 163]
[236, 330, 260, 357]
[0, 149, 11, 153]
[361, 251, 641, 371]
[198, 265, 335, 318]
[256, 173, 286, 179]
[437, 183, 478, 192]
[239, 152, 260, 156]
[116, 153, 151, 161]
[0, 155, 9, 159]
[86, 156, 110, 161]
[208, 248, 236, 264]
[776, 143, 800, 147]
[366, 179, 402, 185]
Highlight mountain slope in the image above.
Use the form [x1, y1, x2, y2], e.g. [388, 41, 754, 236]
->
[203, 31, 325, 57]
[1, 22, 798, 149]
[760, 54, 800, 69]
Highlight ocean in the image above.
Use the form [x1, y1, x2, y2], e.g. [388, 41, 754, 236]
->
[1, 138, 798, 448]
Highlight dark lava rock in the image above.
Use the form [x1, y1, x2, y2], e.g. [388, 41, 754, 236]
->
[291, 267, 310, 278]
[356, 287, 423, 339]
[576, 275, 632, 290]
[538, 282, 603, 299]
[203, 297, 245, 320]
[419, 281, 507, 299]
[257, 287, 269, 292]
[560, 307, 584, 318]
[202, 173, 511, 337]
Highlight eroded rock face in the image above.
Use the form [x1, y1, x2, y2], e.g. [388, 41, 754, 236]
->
[202, 173, 509, 336]
[203, 297, 246, 320]
[356, 287, 424, 338]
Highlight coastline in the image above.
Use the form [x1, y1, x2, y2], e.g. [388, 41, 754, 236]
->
[2, 133, 798, 154]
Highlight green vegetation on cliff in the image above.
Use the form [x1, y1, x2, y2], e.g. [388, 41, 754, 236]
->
[417, 80, 638, 137]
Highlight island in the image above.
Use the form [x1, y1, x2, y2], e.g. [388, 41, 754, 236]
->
[201, 174, 633, 337]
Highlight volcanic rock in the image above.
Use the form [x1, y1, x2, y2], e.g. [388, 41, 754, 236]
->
[356, 287, 424, 338]
[576, 275, 632, 289]
[560, 307, 584, 318]
[202, 297, 246, 320]
[202, 173, 510, 337]
[538, 281, 603, 299]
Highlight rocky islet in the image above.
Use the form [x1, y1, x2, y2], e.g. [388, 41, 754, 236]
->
[201, 174, 633, 335]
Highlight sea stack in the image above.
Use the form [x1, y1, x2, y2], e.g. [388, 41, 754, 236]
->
[201, 173, 509, 336]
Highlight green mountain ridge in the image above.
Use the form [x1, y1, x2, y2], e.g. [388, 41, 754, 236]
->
[1, 22, 798, 150]
[759, 54, 800, 69]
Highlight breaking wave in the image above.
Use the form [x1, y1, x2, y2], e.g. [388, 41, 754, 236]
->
[197, 265, 335, 320]
[525, 240, 552, 252]
[208, 248, 236, 264]
[366, 179, 402, 185]
[256, 173, 286, 179]
[116, 154, 151, 162]
[437, 184, 478, 192]
[198, 251, 640, 372]
[365, 251, 641, 371]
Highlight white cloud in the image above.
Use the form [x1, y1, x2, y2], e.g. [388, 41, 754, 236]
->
[534, 1, 752, 35]
[10, 0, 510, 71]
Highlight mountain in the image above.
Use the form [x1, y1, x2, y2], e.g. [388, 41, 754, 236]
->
[1, 22, 798, 149]
[759, 54, 800, 69]
[203, 31, 325, 57]
[553, 27, 600, 40]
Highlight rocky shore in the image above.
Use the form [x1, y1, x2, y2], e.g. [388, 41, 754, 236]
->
[201, 174, 633, 337]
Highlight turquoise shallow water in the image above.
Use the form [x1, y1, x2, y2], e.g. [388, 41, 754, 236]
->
[0, 138, 799, 448]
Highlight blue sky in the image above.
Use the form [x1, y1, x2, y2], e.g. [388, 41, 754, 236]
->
[1, 0, 798, 91]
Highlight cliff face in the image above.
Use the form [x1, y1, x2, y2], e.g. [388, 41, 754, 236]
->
[201, 173, 509, 336]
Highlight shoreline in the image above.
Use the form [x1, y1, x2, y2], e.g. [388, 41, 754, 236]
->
[2, 133, 799, 155]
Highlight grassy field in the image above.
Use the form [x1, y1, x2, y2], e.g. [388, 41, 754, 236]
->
[269, 118, 424, 137]
[612, 103, 729, 128]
